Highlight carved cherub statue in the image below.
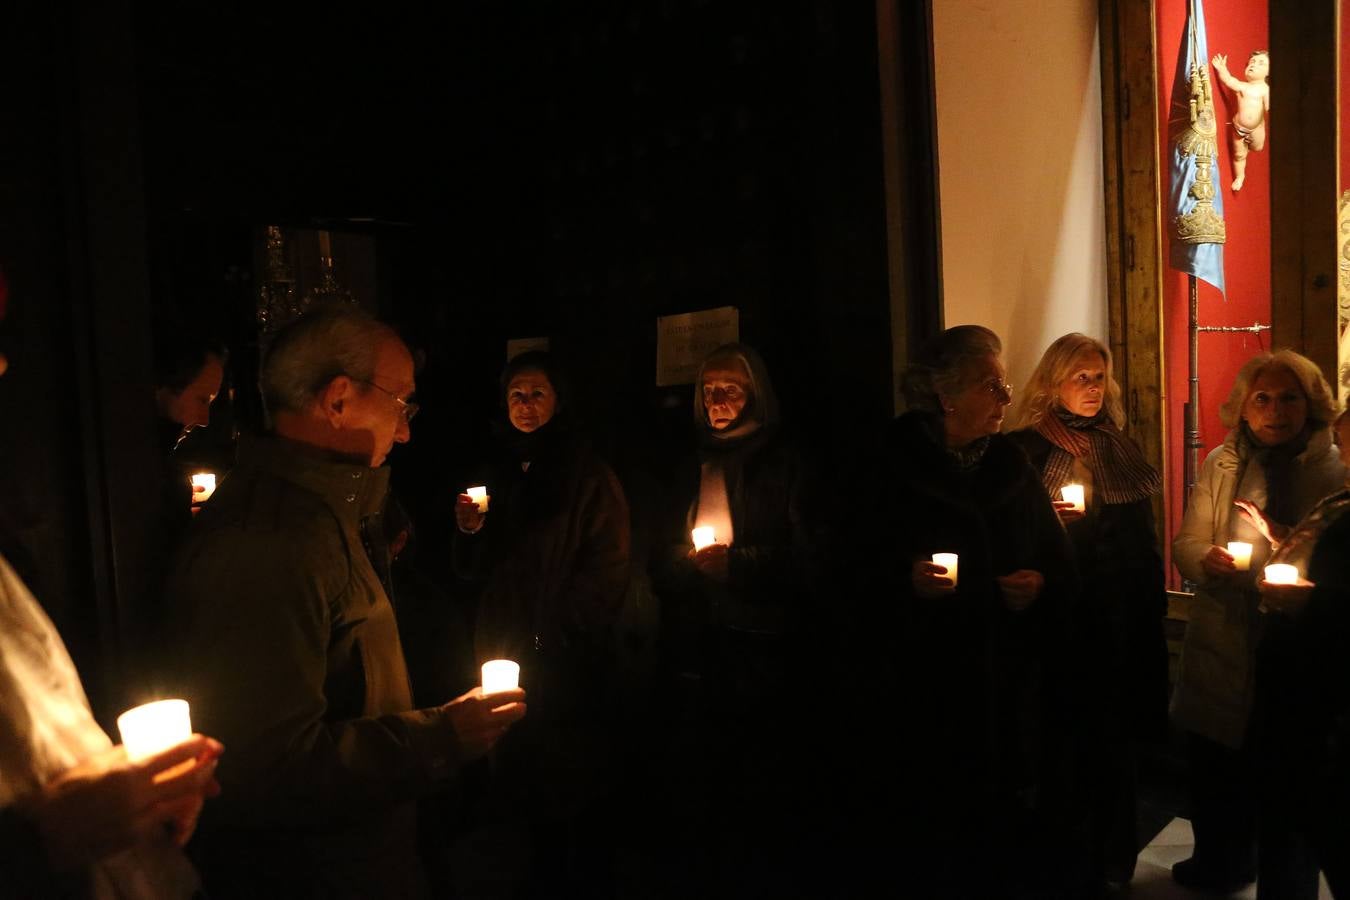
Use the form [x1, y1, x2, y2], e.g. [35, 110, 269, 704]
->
[1211, 50, 1269, 192]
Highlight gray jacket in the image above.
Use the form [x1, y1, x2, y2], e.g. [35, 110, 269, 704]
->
[1171, 426, 1346, 747]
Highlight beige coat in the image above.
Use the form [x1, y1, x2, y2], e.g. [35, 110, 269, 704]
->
[1171, 427, 1346, 747]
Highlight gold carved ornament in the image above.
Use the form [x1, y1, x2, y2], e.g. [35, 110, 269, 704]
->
[1175, 57, 1227, 246]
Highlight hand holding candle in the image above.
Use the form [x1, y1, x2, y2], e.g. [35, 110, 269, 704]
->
[31, 733, 223, 866]
[190, 473, 217, 504]
[1258, 564, 1314, 616]
[443, 684, 527, 761]
[117, 699, 197, 783]
[1060, 483, 1085, 513]
[913, 554, 958, 598]
[455, 489, 488, 533]
[1226, 541, 1253, 571]
[691, 526, 717, 552]
[931, 553, 959, 588]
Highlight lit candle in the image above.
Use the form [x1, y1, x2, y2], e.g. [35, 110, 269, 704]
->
[932, 552, 959, 587]
[1227, 541, 1253, 572]
[117, 699, 192, 763]
[481, 659, 520, 695]
[190, 473, 217, 504]
[691, 526, 717, 551]
[1060, 483, 1085, 513]
[1263, 563, 1299, 585]
[466, 486, 490, 513]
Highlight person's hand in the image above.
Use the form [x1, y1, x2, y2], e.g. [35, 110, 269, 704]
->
[1201, 544, 1238, 578]
[689, 544, 729, 583]
[996, 569, 1044, 611]
[27, 734, 223, 871]
[1051, 500, 1085, 525]
[1233, 498, 1289, 546]
[912, 559, 955, 599]
[1258, 577, 1315, 617]
[443, 686, 526, 760]
[455, 494, 485, 534]
[1212, 53, 1229, 74]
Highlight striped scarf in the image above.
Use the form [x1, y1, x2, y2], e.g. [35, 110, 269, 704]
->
[1035, 407, 1162, 505]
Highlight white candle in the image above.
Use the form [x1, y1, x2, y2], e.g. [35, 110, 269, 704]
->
[117, 699, 192, 762]
[481, 659, 520, 695]
[1060, 483, 1085, 513]
[190, 473, 217, 503]
[932, 552, 959, 587]
[1264, 563, 1299, 585]
[1227, 541, 1253, 571]
[466, 486, 490, 513]
[691, 526, 717, 551]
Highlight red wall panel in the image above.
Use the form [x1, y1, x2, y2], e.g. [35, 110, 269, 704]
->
[1157, 0, 1271, 587]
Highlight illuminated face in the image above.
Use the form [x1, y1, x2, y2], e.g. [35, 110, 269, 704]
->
[702, 358, 752, 431]
[1057, 350, 1108, 418]
[506, 370, 557, 433]
[1245, 53, 1269, 79]
[1242, 366, 1308, 447]
[158, 355, 225, 430]
[942, 353, 1012, 446]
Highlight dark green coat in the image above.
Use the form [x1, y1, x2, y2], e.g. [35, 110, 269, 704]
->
[166, 436, 463, 899]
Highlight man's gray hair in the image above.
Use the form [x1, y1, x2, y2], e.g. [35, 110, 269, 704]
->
[260, 305, 396, 416]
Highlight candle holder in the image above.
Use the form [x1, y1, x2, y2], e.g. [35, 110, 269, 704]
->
[1227, 541, 1253, 571]
[467, 486, 490, 513]
[931, 552, 959, 587]
[691, 526, 717, 551]
[118, 699, 193, 780]
[191, 473, 217, 504]
[1263, 563, 1299, 585]
[481, 660, 520, 695]
[1060, 484, 1086, 513]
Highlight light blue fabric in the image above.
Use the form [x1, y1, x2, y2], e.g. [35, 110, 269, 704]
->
[1167, 0, 1226, 294]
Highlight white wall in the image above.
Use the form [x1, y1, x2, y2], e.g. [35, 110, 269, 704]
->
[931, 0, 1108, 394]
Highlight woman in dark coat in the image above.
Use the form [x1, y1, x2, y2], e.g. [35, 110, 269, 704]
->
[1005, 332, 1167, 890]
[451, 350, 630, 897]
[649, 342, 822, 892]
[885, 325, 1081, 899]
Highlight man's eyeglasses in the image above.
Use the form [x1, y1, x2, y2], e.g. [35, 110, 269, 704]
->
[353, 378, 419, 422]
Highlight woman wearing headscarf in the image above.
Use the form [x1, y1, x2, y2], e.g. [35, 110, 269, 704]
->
[1005, 332, 1166, 890]
[884, 325, 1080, 898]
[650, 342, 822, 892]
[451, 350, 629, 896]
[1170, 349, 1344, 895]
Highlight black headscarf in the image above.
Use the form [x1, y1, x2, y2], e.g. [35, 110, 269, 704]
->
[494, 350, 575, 463]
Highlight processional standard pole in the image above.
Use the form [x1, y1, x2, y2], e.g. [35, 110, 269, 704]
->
[1186, 274, 1201, 500]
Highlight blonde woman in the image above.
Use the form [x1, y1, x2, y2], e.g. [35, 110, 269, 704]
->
[1006, 333, 1165, 890]
[1169, 349, 1343, 894]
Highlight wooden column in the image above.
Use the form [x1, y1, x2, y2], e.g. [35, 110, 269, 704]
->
[1099, 0, 1167, 526]
[1269, 0, 1339, 377]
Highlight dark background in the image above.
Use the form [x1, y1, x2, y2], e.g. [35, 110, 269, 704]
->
[0, 0, 937, 718]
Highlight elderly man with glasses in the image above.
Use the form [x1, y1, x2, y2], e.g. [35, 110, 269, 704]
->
[165, 305, 526, 899]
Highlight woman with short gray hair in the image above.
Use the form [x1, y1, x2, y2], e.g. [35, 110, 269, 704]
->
[884, 325, 1083, 897]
